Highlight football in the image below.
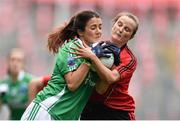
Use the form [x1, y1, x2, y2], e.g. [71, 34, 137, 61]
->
[91, 42, 114, 71]
[100, 52, 114, 68]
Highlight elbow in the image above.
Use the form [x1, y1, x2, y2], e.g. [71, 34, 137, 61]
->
[106, 70, 120, 84]
[106, 76, 117, 84]
[66, 78, 80, 92]
[107, 79, 115, 84]
[67, 83, 77, 92]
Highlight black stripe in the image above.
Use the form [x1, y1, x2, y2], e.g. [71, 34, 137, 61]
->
[105, 47, 136, 102]
[118, 47, 136, 74]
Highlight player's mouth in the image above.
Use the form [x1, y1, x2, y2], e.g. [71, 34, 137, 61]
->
[116, 32, 121, 37]
[96, 35, 101, 38]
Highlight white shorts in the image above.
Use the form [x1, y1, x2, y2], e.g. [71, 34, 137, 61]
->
[21, 102, 54, 120]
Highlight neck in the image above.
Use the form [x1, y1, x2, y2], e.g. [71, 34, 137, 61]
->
[84, 41, 90, 46]
[110, 39, 127, 48]
[10, 73, 18, 82]
[79, 37, 90, 46]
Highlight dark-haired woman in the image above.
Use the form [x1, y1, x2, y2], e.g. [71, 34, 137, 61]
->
[21, 10, 102, 120]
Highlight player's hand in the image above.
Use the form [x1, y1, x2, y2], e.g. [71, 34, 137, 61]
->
[91, 41, 112, 58]
[103, 42, 121, 66]
[70, 41, 95, 60]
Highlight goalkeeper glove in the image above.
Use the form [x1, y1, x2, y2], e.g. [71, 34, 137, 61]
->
[103, 42, 121, 66]
[91, 41, 112, 58]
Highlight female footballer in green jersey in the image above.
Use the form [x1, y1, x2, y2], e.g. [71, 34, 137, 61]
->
[0, 48, 34, 120]
[21, 10, 104, 120]
[73, 12, 139, 120]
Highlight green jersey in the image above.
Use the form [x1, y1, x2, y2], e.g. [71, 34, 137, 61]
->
[34, 38, 99, 120]
[0, 71, 33, 120]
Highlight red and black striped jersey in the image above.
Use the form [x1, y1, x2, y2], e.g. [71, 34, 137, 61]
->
[104, 44, 137, 112]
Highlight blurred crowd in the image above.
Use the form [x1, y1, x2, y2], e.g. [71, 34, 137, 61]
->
[0, 0, 180, 120]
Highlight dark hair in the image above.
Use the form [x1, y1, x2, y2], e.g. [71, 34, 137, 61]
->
[113, 12, 139, 39]
[48, 10, 100, 54]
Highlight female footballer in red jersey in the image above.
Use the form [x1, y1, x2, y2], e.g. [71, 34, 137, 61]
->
[73, 12, 139, 120]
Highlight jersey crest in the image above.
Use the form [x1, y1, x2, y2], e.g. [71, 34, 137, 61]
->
[67, 56, 75, 66]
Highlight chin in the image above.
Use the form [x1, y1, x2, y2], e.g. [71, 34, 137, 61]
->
[112, 35, 119, 40]
[111, 37, 118, 43]
[91, 40, 98, 44]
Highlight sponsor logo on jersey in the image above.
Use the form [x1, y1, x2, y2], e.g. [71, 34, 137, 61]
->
[67, 56, 75, 66]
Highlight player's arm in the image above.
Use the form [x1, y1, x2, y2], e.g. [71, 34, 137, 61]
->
[28, 77, 45, 104]
[71, 41, 120, 84]
[91, 42, 122, 84]
[91, 56, 120, 84]
[95, 78, 110, 94]
[64, 63, 90, 92]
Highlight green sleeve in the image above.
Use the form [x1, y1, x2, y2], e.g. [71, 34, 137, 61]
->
[56, 41, 84, 76]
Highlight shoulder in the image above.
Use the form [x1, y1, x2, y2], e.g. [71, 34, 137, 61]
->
[0, 75, 10, 84]
[121, 45, 136, 60]
[120, 45, 137, 68]
[57, 38, 82, 60]
[57, 39, 77, 57]
[0, 80, 9, 93]
[61, 38, 80, 49]
[21, 71, 35, 82]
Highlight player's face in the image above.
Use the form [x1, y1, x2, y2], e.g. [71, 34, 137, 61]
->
[111, 16, 136, 47]
[81, 17, 102, 45]
[8, 51, 24, 75]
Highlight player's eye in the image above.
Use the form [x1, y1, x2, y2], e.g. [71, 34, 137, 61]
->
[124, 27, 131, 32]
[90, 25, 96, 30]
[118, 22, 122, 27]
[98, 25, 102, 30]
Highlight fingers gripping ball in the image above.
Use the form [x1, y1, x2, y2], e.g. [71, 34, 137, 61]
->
[91, 42, 114, 71]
